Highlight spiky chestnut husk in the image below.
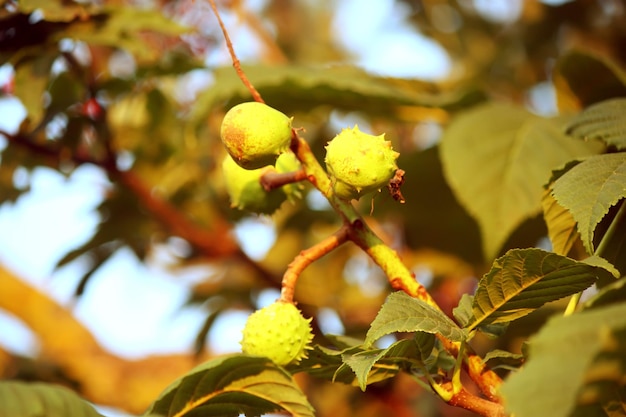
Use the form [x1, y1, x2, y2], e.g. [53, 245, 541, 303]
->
[221, 102, 293, 170]
[222, 155, 287, 214]
[324, 125, 399, 200]
[241, 301, 313, 366]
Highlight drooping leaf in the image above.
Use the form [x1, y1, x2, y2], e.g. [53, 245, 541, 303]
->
[342, 336, 435, 391]
[482, 349, 525, 370]
[193, 64, 484, 121]
[452, 293, 473, 328]
[145, 355, 314, 417]
[439, 102, 603, 260]
[565, 98, 626, 150]
[467, 248, 613, 331]
[0, 381, 103, 417]
[365, 291, 466, 346]
[553, 50, 626, 112]
[551, 152, 626, 254]
[541, 187, 580, 256]
[501, 303, 626, 417]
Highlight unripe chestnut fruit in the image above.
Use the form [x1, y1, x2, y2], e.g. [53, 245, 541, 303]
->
[220, 102, 293, 170]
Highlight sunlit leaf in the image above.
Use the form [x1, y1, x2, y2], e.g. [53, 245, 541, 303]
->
[343, 336, 434, 391]
[145, 355, 314, 417]
[365, 291, 466, 346]
[439, 102, 603, 260]
[193, 65, 484, 121]
[17, 0, 94, 22]
[501, 303, 626, 417]
[482, 349, 524, 370]
[61, 6, 191, 63]
[0, 381, 103, 417]
[541, 188, 580, 256]
[565, 98, 626, 150]
[551, 153, 626, 254]
[553, 50, 626, 112]
[467, 248, 613, 331]
[452, 293, 473, 328]
[581, 255, 620, 278]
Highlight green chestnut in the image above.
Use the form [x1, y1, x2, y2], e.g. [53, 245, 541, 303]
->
[325, 125, 399, 200]
[222, 155, 287, 214]
[220, 102, 293, 170]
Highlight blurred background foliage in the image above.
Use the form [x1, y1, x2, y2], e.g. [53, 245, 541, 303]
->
[0, 0, 625, 416]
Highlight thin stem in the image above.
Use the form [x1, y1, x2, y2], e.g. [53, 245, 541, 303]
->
[595, 199, 626, 257]
[207, 0, 264, 103]
[564, 199, 626, 316]
[448, 388, 507, 417]
[564, 292, 582, 316]
[279, 224, 350, 303]
[260, 168, 307, 192]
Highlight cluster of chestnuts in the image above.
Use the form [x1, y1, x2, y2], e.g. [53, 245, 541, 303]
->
[220, 101, 399, 365]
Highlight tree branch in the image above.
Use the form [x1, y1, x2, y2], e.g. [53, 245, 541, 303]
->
[0, 264, 211, 414]
[0, 129, 281, 288]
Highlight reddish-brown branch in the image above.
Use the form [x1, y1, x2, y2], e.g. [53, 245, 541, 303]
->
[260, 168, 308, 192]
[0, 265, 213, 414]
[207, 0, 264, 103]
[0, 129, 280, 287]
[447, 387, 506, 417]
[280, 224, 350, 303]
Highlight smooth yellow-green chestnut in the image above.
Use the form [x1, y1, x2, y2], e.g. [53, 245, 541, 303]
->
[241, 301, 313, 366]
[220, 102, 292, 170]
[325, 125, 399, 200]
[222, 155, 287, 214]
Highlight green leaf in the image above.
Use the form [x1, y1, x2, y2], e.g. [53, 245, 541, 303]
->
[467, 248, 613, 331]
[365, 291, 466, 346]
[14, 52, 57, 126]
[501, 303, 626, 417]
[541, 187, 580, 256]
[145, 355, 314, 417]
[551, 153, 626, 254]
[553, 50, 626, 112]
[17, 0, 95, 22]
[193, 64, 484, 121]
[482, 349, 525, 370]
[439, 102, 603, 260]
[343, 337, 434, 391]
[452, 293, 473, 328]
[0, 381, 103, 417]
[62, 6, 191, 63]
[581, 255, 621, 278]
[565, 98, 626, 150]
[453, 294, 507, 337]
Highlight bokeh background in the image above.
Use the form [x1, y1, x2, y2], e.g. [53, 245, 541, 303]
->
[1, 0, 625, 416]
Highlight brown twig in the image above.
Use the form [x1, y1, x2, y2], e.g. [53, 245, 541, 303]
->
[447, 387, 506, 417]
[279, 224, 350, 303]
[0, 129, 280, 288]
[207, 0, 264, 103]
[260, 168, 308, 192]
